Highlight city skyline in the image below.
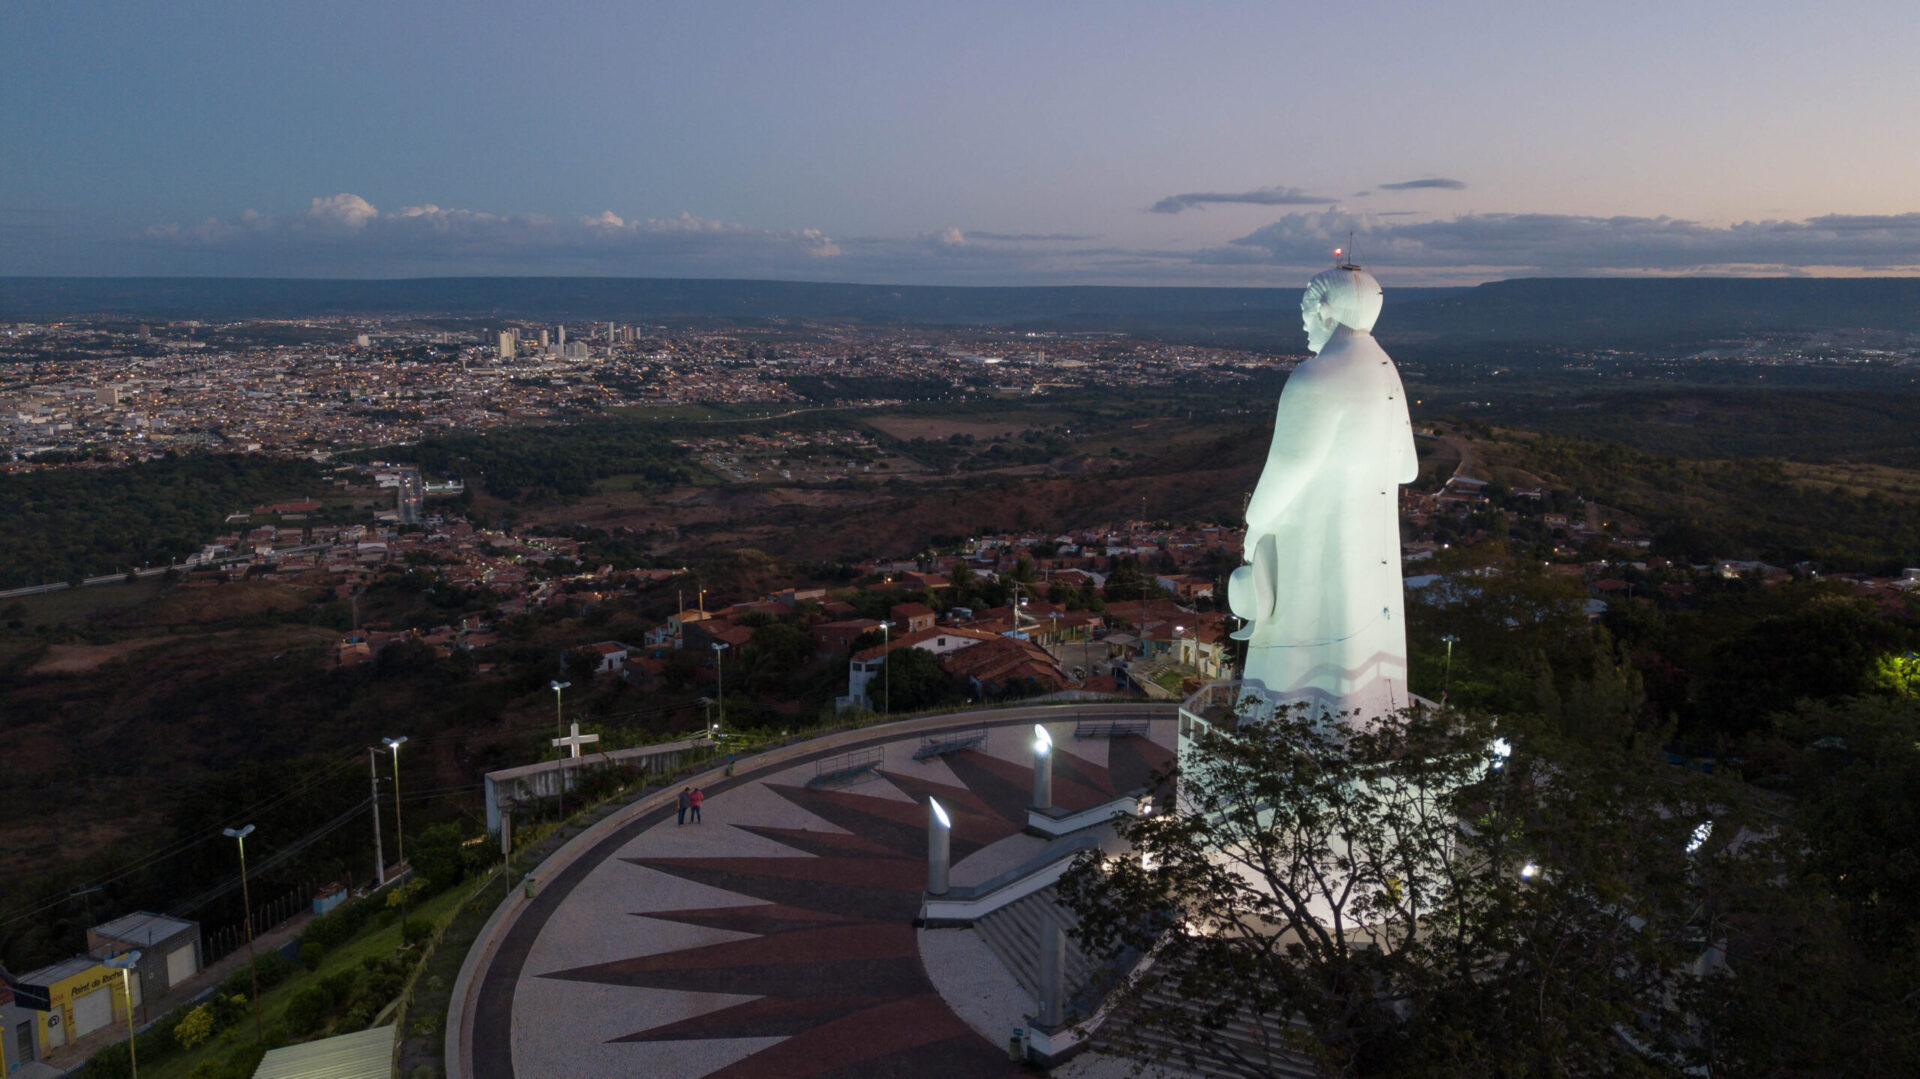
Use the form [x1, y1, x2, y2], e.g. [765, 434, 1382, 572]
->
[6, 0, 1919, 284]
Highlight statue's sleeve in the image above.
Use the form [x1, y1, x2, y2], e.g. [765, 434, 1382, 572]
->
[1391, 367, 1418, 485]
[1244, 369, 1339, 531]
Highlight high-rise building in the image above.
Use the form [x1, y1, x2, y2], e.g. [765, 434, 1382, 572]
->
[497, 331, 515, 360]
[557, 325, 565, 348]
[607, 321, 616, 342]
[538, 329, 550, 348]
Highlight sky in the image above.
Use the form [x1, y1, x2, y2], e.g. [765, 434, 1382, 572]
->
[5, 0, 1920, 286]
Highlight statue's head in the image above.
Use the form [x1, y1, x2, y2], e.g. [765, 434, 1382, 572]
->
[1301, 265, 1383, 354]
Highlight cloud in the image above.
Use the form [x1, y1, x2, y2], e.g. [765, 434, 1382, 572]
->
[966, 230, 1095, 242]
[140, 195, 843, 274]
[305, 193, 379, 228]
[1214, 209, 1920, 275]
[107, 194, 1920, 286]
[1377, 178, 1468, 191]
[1149, 186, 1336, 214]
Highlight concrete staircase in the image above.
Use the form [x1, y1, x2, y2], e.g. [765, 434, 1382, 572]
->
[973, 889, 1317, 1077]
[972, 887, 1101, 1013]
[1095, 971, 1320, 1079]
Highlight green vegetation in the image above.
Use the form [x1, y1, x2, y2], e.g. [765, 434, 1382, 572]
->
[1061, 692, 1920, 1076]
[0, 453, 330, 588]
[399, 420, 695, 500]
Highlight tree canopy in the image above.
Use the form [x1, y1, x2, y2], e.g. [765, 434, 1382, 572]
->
[1058, 704, 1812, 1078]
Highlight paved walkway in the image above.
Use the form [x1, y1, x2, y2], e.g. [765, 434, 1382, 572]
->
[467, 711, 1175, 1079]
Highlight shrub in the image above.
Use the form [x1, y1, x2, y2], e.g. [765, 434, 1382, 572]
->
[74, 1042, 129, 1079]
[321, 969, 359, 1004]
[175, 1003, 217, 1050]
[358, 969, 404, 1008]
[252, 949, 293, 989]
[284, 985, 334, 1035]
[403, 916, 434, 945]
[299, 895, 380, 951]
[299, 942, 325, 971]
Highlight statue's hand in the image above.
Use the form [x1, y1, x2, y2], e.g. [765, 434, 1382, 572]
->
[1227, 533, 1279, 639]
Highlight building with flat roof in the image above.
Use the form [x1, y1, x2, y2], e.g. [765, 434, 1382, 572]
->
[87, 911, 200, 1019]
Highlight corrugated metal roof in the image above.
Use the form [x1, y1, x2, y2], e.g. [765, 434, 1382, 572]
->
[251, 1025, 394, 1079]
[91, 911, 195, 946]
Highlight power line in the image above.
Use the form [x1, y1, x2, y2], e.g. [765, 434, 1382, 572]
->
[0, 750, 365, 932]
[168, 797, 372, 917]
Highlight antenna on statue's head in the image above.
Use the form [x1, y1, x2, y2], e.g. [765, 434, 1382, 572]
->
[1349, 230, 1357, 268]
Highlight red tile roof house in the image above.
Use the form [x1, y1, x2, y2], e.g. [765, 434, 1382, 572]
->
[941, 635, 1071, 699]
[580, 641, 638, 675]
[888, 602, 937, 633]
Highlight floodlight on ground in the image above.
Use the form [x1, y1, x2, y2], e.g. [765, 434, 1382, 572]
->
[927, 797, 952, 895]
[1032, 725, 1054, 811]
[1686, 821, 1714, 855]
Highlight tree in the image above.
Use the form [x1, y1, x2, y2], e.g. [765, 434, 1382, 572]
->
[1103, 555, 1155, 603]
[1058, 703, 1761, 1078]
[875, 646, 961, 712]
[947, 562, 977, 607]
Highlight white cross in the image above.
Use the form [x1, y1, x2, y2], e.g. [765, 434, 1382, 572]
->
[552, 722, 600, 758]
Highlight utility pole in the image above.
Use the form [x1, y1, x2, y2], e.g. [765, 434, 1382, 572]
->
[367, 748, 386, 886]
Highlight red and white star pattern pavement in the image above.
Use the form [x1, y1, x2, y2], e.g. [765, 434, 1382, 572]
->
[466, 713, 1175, 1079]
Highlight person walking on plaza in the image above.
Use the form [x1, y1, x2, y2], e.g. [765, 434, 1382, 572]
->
[689, 786, 704, 823]
[677, 786, 691, 826]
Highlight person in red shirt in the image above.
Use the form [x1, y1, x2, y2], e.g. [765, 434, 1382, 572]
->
[689, 787, 704, 823]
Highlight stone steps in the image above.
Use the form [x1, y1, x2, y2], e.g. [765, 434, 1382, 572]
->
[1097, 973, 1320, 1079]
[971, 888, 1099, 1014]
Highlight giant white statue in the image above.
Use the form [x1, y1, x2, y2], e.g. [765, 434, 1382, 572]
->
[1228, 264, 1417, 725]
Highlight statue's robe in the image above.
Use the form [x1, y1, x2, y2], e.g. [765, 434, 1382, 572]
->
[1238, 324, 1418, 724]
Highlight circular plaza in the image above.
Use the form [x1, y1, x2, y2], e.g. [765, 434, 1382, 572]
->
[449, 705, 1177, 1079]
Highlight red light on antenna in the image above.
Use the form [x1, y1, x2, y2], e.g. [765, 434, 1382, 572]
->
[1333, 247, 1343, 258]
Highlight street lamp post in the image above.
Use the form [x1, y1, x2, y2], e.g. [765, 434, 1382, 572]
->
[877, 621, 892, 714]
[221, 824, 262, 1042]
[104, 950, 141, 1079]
[550, 680, 571, 815]
[1441, 634, 1459, 703]
[383, 737, 408, 868]
[711, 642, 730, 734]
